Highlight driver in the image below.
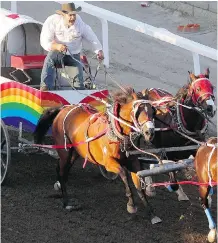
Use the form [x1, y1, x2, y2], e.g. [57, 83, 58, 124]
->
[40, 2, 104, 90]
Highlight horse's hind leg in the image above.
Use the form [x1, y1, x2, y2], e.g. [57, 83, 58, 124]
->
[57, 149, 80, 210]
[131, 173, 162, 224]
[199, 186, 217, 243]
[166, 172, 189, 201]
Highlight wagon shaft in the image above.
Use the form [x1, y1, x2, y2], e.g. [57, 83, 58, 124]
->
[137, 158, 194, 177]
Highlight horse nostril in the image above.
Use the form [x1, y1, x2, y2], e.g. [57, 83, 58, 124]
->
[207, 105, 213, 112]
[145, 129, 154, 136]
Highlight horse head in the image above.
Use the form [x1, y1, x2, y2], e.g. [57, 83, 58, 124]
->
[188, 68, 216, 117]
[110, 87, 155, 142]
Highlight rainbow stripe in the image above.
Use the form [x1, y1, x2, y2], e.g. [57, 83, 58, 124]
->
[1, 81, 108, 132]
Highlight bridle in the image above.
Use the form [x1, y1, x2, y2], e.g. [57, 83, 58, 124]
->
[188, 78, 214, 106]
[107, 99, 154, 141]
[130, 100, 154, 134]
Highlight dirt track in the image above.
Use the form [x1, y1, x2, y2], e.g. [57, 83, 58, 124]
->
[2, 143, 217, 243]
[1, 2, 217, 242]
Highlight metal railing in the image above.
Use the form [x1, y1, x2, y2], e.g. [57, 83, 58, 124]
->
[10, 1, 218, 73]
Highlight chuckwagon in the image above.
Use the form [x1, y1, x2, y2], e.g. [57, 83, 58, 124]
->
[0, 8, 117, 184]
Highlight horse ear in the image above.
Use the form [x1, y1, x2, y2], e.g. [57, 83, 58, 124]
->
[205, 68, 210, 79]
[132, 92, 138, 100]
[143, 93, 149, 100]
[141, 88, 149, 97]
[189, 71, 197, 82]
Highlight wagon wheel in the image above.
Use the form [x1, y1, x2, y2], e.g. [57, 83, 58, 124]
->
[1, 120, 11, 185]
[98, 165, 118, 180]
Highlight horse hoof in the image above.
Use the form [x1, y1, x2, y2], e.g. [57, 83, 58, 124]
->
[208, 229, 217, 243]
[151, 216, 162, 224]
[54, 181, 61, 191]
[176, 187, 189, 201]
[177, 194, 189, 201]
[146, 186, 156, 197]
[64, 204, 82, 211]
[127, 204, 137, 214]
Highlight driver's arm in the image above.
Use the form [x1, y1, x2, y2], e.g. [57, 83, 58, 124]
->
[79, 16, 103, 54]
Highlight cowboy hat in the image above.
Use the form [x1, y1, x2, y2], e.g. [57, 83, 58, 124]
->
[56, 3, 82, 15]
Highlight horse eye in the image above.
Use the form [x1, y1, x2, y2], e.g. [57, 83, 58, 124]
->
[196, 87, 201, 92]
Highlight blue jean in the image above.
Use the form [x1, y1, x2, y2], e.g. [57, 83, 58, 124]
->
[41, 51, 84, 90]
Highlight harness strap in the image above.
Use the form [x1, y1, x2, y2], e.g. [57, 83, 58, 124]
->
[62, 104, 82, 150]
[208, 146, 216, 187]
[83, 112, 104, 168]
[32, 128, 107, 149]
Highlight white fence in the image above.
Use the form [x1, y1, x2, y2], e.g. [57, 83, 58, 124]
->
[10, 1, 217, 74]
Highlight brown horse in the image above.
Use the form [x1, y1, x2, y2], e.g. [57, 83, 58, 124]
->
[195, 137, 217, 243]
[33, 88, 162, 224]
[141, 68, 216, 156]
[140, 68, 216, 199]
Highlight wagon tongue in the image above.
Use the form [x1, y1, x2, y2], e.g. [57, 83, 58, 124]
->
[137, 159, 194, 177]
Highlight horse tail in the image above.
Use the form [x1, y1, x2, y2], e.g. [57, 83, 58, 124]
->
[33, 107, 62, 144]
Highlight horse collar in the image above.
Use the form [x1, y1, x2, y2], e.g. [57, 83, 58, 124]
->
[175, 98, 208, 136]
[108, 102, 125, 141]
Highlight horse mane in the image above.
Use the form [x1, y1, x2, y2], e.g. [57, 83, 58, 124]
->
[174, 71, 209, 101]
[207, 137, 217, 145]
[174, 84, 189, 100]
[110, 87, 141, 105]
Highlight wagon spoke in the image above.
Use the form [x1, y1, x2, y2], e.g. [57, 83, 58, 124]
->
[1, 139, 6, 149]
[1, 158, 6, 170]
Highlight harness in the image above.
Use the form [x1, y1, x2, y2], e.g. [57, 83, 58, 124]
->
[175, 98, 208, 136]
[62, 100, 153, 163]
[207, 144, 217, 187]
[106, 100, 152, 154]
[151, 87, 208, 136]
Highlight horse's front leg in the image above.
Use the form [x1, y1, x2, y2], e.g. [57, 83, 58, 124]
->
[104, 158, 137, 214]
[119, 167, 137, 214]
[166, 172, 189, 201]
[131, 173, 162, 224]
[199, 186, 217, 243]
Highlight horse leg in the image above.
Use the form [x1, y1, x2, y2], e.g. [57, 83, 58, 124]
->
[144, 176, 156, 197]
[104, 157, 137, 214]
[208, 187, 213, 208]
[54, 151, 78, 191]
[57, 149, 80, 210]
[166, 172, 189, 201]
[119, 168, 137, 214]
[199, 186, 217, 243]
[131, 172, 162, 224]
[54, 162, 61, 191]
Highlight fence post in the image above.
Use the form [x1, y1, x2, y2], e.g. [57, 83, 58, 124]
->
[192, 52, 200, 75]
[100, 18, 109, 68]
[10, 1, 17, 13]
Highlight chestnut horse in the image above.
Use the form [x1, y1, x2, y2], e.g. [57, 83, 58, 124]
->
[33, 89, 162, 224]
[195, 137, 217, 243]
[141, 68, 216, 199]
